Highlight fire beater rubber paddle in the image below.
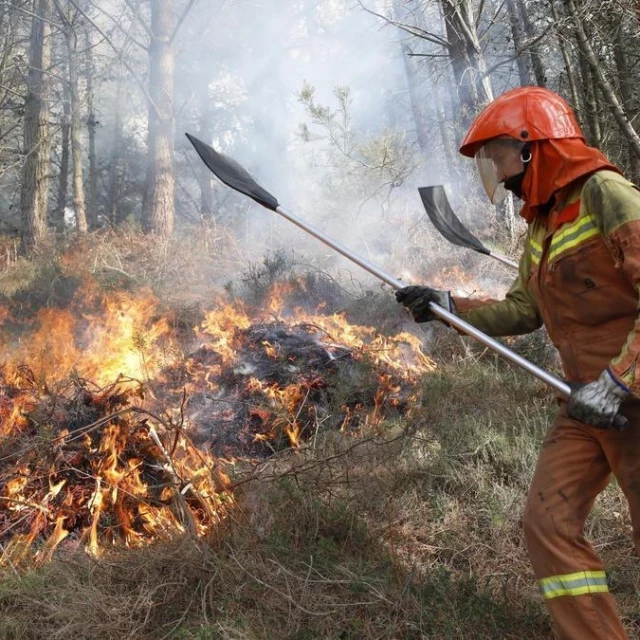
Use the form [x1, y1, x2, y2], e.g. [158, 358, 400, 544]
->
[186, 133, 627, 430]
[418, 185, 519, 270]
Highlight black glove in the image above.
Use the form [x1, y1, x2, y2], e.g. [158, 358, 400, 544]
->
[567, 369, 629, 429]
[395, 285, 453, 323]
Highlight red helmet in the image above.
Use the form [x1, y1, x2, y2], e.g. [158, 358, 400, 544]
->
[459, 87, 585, 158]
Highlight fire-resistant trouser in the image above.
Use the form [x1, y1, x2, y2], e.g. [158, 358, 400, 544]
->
[523, 400, 640, 640]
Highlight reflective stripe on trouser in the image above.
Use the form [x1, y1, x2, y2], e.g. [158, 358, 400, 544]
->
[539, 570, 608, 600]
[523, 400, 640, 640]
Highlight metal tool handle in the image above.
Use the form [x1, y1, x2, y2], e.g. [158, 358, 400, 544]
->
[184, 134, 628, 432]
[489, 252, 519, 270]
[276, 206, 565, 394]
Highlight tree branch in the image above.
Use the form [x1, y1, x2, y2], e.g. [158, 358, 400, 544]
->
[482, 54, 518, 77]
[478, 0, 506, 40]
[517, 22, 555, 52]
[123, 0, 153, 39]
[447, 1, 482, 54]
[0, 82, 23, 99]
[52, 0, 76, 48]
[405, 52, 450, 58]
[65, 0, 156, 113]
[476, 0, 486, 29]
[169, 0, 196, 45]
[86, 0, 148, 51]
[356, 0, 450, 49]
[565, 0, 640, 158]
[0, 0, 63, 30]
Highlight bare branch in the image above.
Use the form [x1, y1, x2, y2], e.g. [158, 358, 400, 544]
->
[517, 22, 555, 53]
[52, 0, 77, 48]
[356, 0, 450, 49]
[476, 0, 486, 29]
[123, 0, 153, 39]
[65, 0, 156, 112]
[0, 82, 23, 99]
[481, 19, 554, 79]
[169, 0, 196, 45]
[405, 52, 451, 58]
[478, 0, 505, 41]
[446, 1, 482, 54]
[86, 0, 148, 51]
[565, 0, 640, 158]
[483, 54, 518, 77]
[0, 0, 63, 30]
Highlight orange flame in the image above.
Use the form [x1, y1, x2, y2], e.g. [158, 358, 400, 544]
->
[0, 269, 436, 566]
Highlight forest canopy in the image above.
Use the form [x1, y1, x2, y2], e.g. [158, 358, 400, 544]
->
[1, 0, 639, 254]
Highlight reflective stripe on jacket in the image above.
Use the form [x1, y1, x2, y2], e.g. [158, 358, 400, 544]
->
[453, 170, 640, 392]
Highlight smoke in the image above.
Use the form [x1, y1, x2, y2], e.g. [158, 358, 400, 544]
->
[170, 1, 434, 278]
[88, 0, 512, 294]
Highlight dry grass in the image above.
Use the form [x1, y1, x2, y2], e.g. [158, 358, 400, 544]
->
[0, 359, 558, 640]
[0, 432, 551, 639]
[0, 224, 245, 309]
[1, 359, 637, 638]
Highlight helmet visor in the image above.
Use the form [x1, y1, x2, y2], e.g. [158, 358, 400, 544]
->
[475, 138, 526, 204]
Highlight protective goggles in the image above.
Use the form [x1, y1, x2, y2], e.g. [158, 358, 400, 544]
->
[475, 138, 528, 204]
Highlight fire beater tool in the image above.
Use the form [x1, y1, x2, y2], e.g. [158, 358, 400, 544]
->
[186, 133, 627, 430]
[418, 185, 518, 270]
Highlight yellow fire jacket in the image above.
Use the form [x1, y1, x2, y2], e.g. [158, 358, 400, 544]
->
[453, 170, 640, 392]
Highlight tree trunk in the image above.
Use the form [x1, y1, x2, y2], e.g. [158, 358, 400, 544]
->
[577, 44, 602, 145]
[142, 0, 175, 237]
[85, 24, 98, 227]
[54, 72, 71, 231]
[440, 0, 493, 132]
[400, 43, 431, 155]
[517, 0, 546, 86]
[613, 20, 640, 181]
[506, 0, 532, 86]
[391, 0, 431, 156]
[196, 106, 213, 218]
[0, 0, 21, 118]
[108, 65, 124, 225]
[21, 0, 52, 250]
[434, 79, 459, 174]
[66, 30, 87, 233]
[550, 0, 581, 115]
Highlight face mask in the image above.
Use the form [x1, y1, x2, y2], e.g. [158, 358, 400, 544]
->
[503, 172, 525, 199]
[502, 145, 531, 200]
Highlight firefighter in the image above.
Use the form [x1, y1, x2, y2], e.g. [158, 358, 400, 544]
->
[397, 86, 640, 639]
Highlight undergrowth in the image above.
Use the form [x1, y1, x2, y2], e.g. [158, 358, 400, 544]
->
[0, 236, 637, 639]
[3, 359, 637, 639]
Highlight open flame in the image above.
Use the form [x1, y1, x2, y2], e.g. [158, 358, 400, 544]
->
[0, 282, 174, 386]
[0, 273, 434, 568]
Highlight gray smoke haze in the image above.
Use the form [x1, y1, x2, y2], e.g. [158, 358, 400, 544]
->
[91, 0, 514, 295]
[178, 2, 435, 254]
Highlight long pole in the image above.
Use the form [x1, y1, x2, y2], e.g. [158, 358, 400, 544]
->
[275, 204, 569, 396]
[490, 252, 519, 269]
[186, 133, 627, 429]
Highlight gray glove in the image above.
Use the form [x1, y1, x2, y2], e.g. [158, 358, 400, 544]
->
[395, 285, 453, 323]
[567, 369, 629, 429]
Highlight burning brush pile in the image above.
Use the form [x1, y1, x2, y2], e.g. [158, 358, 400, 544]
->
[0, 275, 434, 570]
